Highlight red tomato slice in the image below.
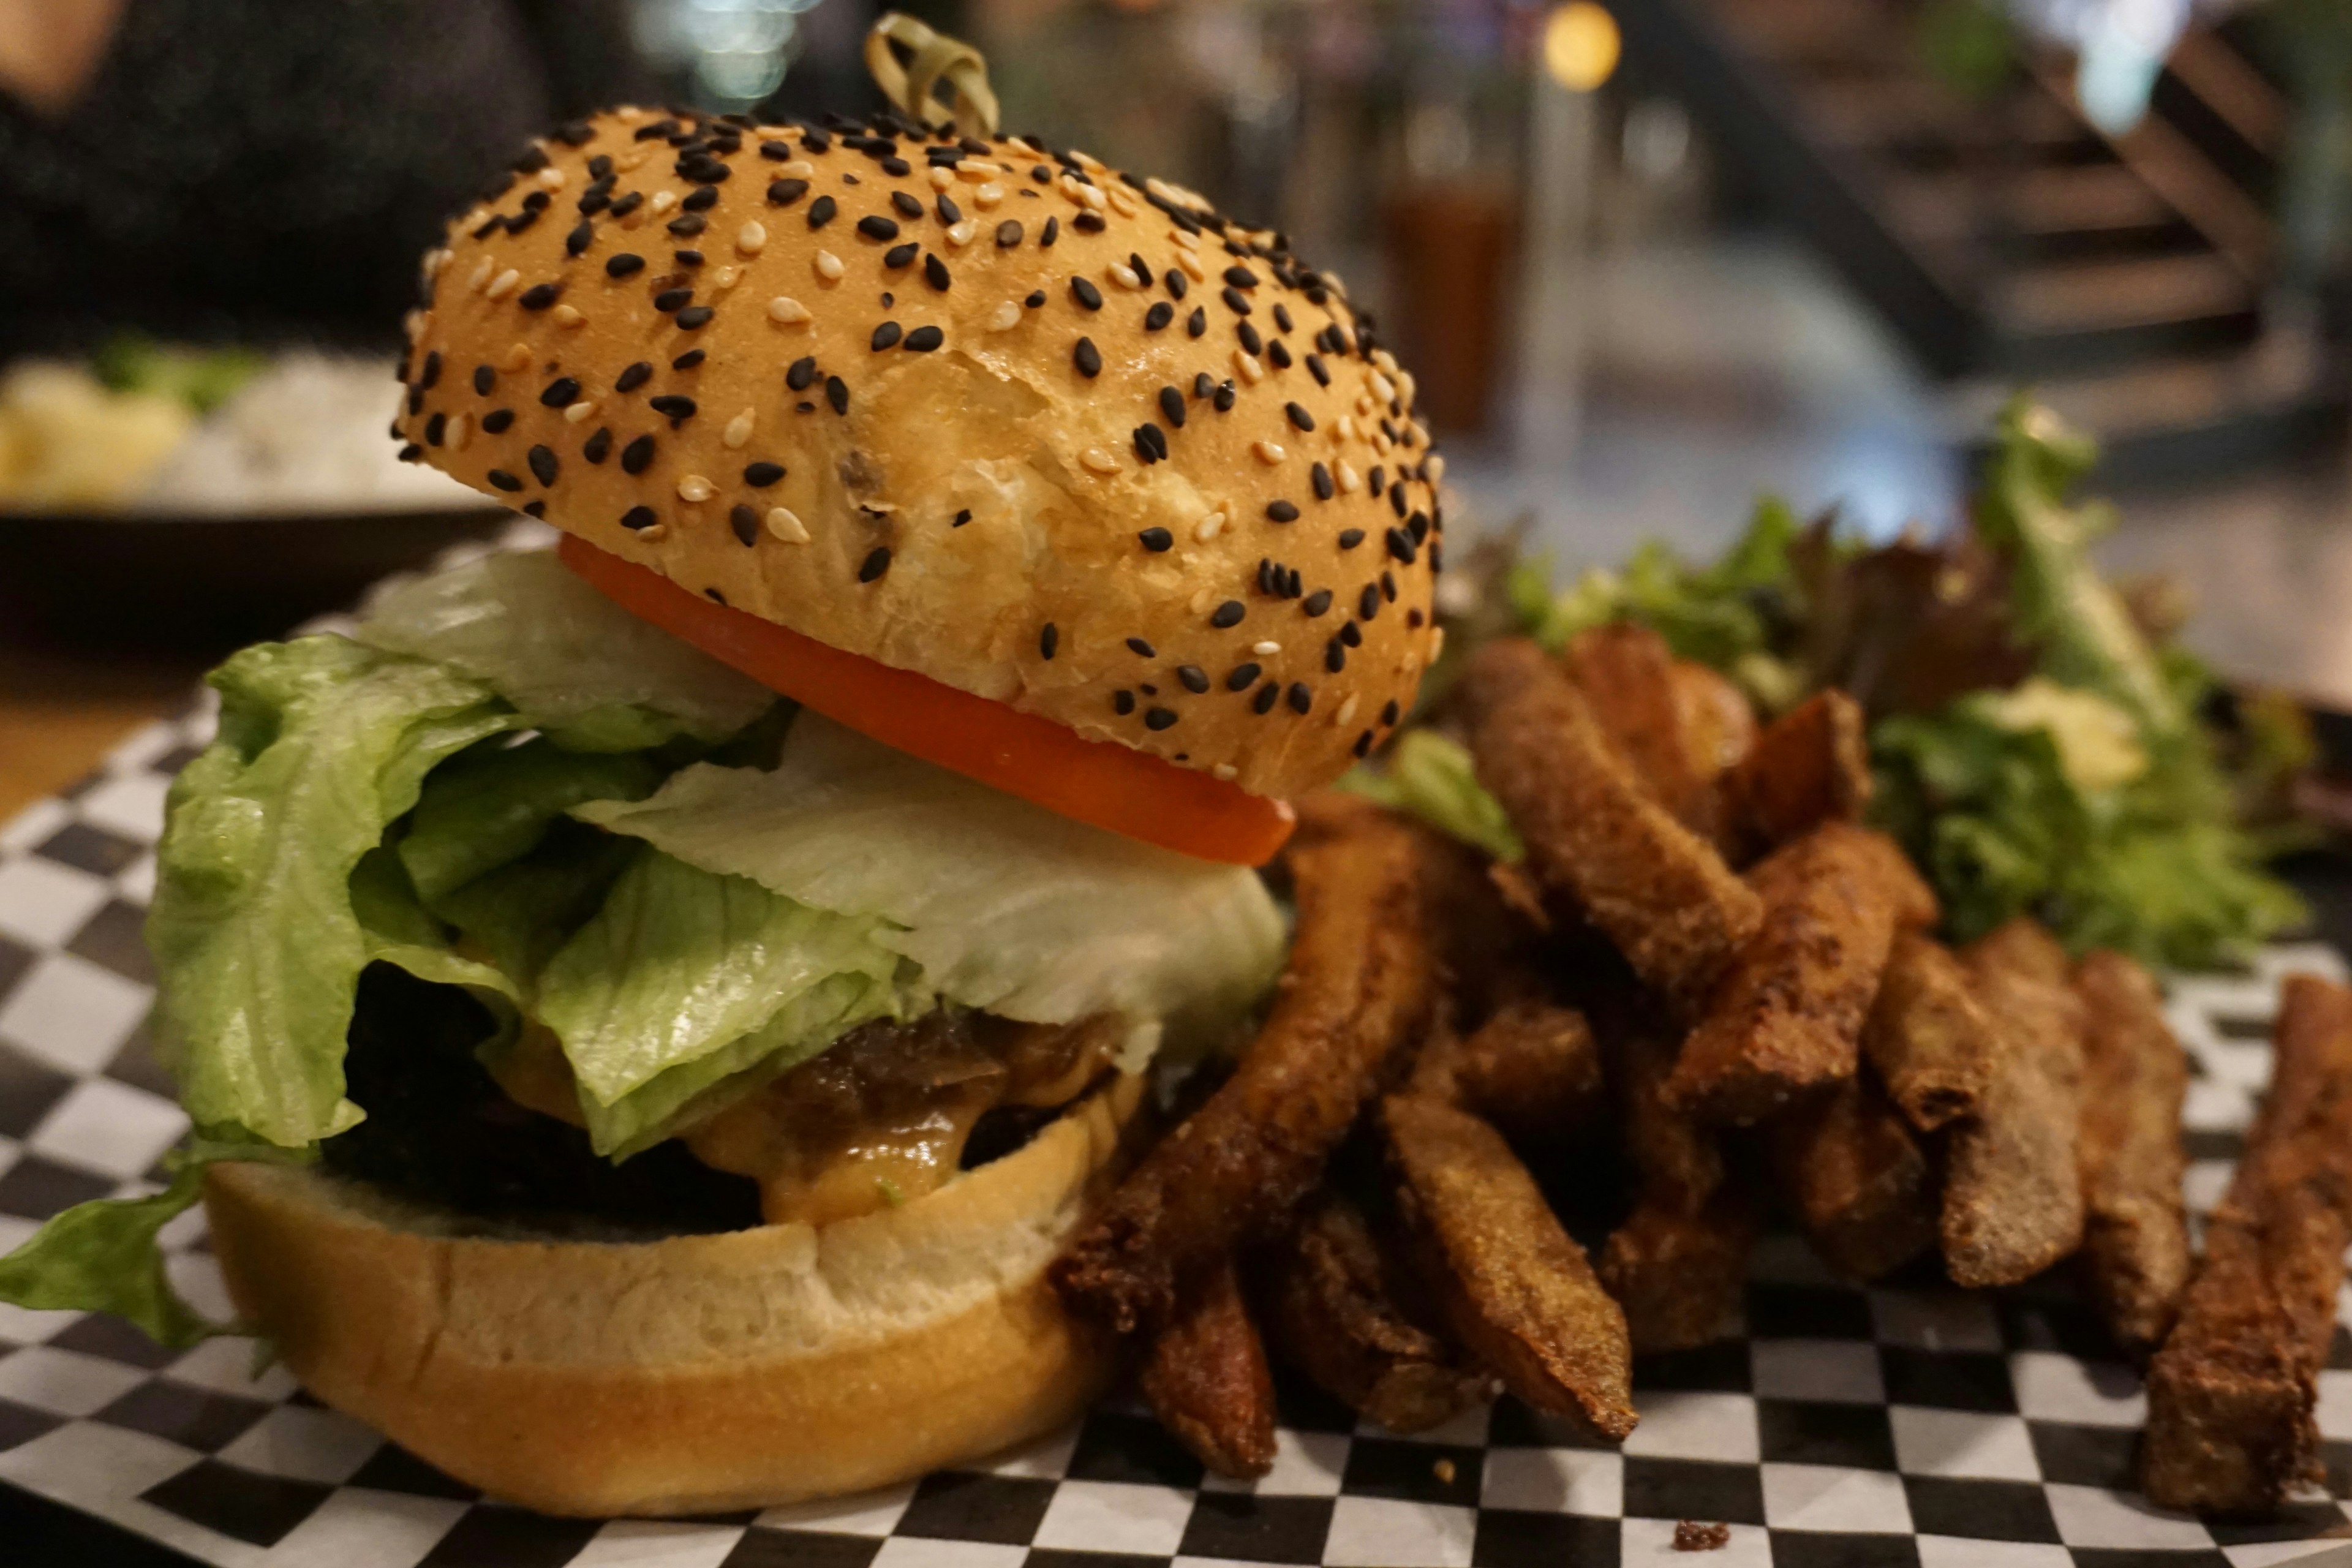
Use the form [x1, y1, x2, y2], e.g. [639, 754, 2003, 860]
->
[559, 535, 1295, 865]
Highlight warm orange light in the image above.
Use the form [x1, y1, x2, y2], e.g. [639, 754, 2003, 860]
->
[1544, 2, 1621, 92]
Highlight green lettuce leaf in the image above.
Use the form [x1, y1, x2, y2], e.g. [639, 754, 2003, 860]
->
[398, 737, 666, 906]
[354, 550, 774, 749]
[1336, 730, 1524, 862]
[576, 714, 1286, 1056]
[532, 848, 918, 1154]
[146, 637, 524, 1148]
[0, 1135, 309, 1348]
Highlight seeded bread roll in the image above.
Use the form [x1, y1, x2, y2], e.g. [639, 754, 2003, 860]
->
[394, 107, 1444, 801]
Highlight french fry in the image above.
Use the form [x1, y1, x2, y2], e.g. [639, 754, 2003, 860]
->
[1864, 930, 1996, 1133]
[2144, 975, 2352, 1515]
[2073, 951, 2192, 1360]
[1140, 1254, 1278, 1479]
[1261, 1190, 1492, 1433]
[1054, 807, 1449, 1333]
[1724, 689, 1871, 855]
[1939, 919, 2086, 1287]
[1382, 1092, 1638, 1439]
[1663, 823, 1937, 1125]
[1569, 624, 1720, 835]
[1411, 993, 1605, 1144]
[1459, 639, 1762, 1005]
[1768, 1072, 1940, 1281]
[1598, 1022, 1756, 1351]
[1668, 659, 1760, 789]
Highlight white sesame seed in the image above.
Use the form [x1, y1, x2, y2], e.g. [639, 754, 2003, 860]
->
[423, 247, 450, 279]
[1337, 415, 1357, 442]
[676, 474, 714, 503]
[1070, 148, 1105, 172]
[711, 265, 739, 290]
[1370, 371, 1397, 403]
[1336, 695, 1359, 727]
[448, 412, 472, 451]
[973, 183, 1005, 208]
[1428, 627, 1447, 661]
[956, 159, 1002, 181]
[501, 342, 532, 371]
[636, 522, 669, 541]
[1176, 249, 1207, 282]
[766, 506, 810, 543]
[1336, 459, 1361, 494]
[767, 295, 812, 323]
[1077, 183, 1106, 212]
[737, 220, 767, 255]
[1396, 371, 1417, 407]
[1169, 228, 1199, 251]
[1253, 640, 1281, 656]
[617, 148, 652, 174]
[1355, 392, 1376, 416]
[1213, 763, 1238, 781]
[1234, 349, 1264, 385]
[1372, 430, 1393, 455]
[1194, 510, 1226, 542]
[1106, 187, 1138, 217]
[484, 268, 520, 300]
[1081, 447, 1121, 475]
[813, 249, 844, 282]
[402, 309, 426, 342]
[564, 400, 597, 423]
[1108, 262, 1145, 290]
[552, 303, 586, 328]
[1373, 349, 1398, 374]
[467, 256, 494, 292]
[1253, 439, 1285, 465]
[616, 105, 646, 123]
[929, 167, 956, 190]
[776, 159, 815, 178]
[1059, 175, 1087, 205]
[536, 165, 566, 190]
[650, 189, 677, 216]
[1426, 453, 1446, 484]
[723, 408, 755, 448]
[985, 300, 1022, 331]
[946, 219, 976, 248]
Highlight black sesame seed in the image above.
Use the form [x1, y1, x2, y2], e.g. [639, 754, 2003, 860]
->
[1359, 584, 1381, 619]
[1266, 500, 1299, 523]
[424, 412, 446, 446]
[1212, 380, 1236, 412]
[785, 356, 817, 392]
[936, 194, 962, 225]
[1139, 527, 1174, 552]
[1385, 527, 1417, 564]
[1224, 265, 1258, 288]
[859, 546, 892, 582]
[407, 385, 424, 415]
[891, 191, 923, 219]
[1025, 289, 1046, 308]
[622, 505, 657, 530]
[1287, 682, 1312, 714]
[540, 376, 581, 407]
[397, 442, 424, 462]
[826, 375, 849, 414]
[768, 178, 810, 207]
[871, 321, 903, 350]
[1392, 484, 1409, 518]
[1303, 589, 1332, 616]
[1041, 216, 1060, 247]
[1134, 423, 1167, 463]
[417, 350, 442, 389]
[1368, 466, 1385, 495]
[621, 434, 656, 473]
[1165, 269, 1189, 300]
[649, 394, 698, 419]
[1286, 402, 1315, 432]
[1115, 690, 1136, 715]
[676, 305, 714, 329]
[1340, 620, 1363, 647]
[654, 286, 693, 312]
[472, 364, 495, 395]
[881, 155, 911, 176]
[729, 504, 759, 545]
[1071, 277, 1102, 311]
[486, 469, 522, 492]
[744, 461, 785, 488]
[1189, 373, 1212, 400]
[1237, 322, 1262, 356]
[923, 253, 951, 292]
[1227, 662, 1262, 691]
[684, 184, 720, 211]
[1126, 636, 1156, 658]
[995, 219, 1023, 247]
[527, 444, 558, 485]
[952, 508, 971, 527]
[1409, 510, 1430, 543]
[1073, 211, 1106, 233]
[1382, 699, 1401, 726]
[1273, 303, 1294, 333]
[607, 252, 646, 278]
[808, 194, 837, 228]
[1212, 600, 1245, 629]
[668, 215, 706, 237]
[1311, 462, 1335, 502]
[760, 141, 793, 161]
[1176, 665, 1210, 695]
[1253, 683, 1280, 714]
[1144, 301, 1174, 332]
[481, 408, 514, 434]
[1188, 307, 1207, 338]
[610, 191, 643, 218]
[1222, 287, 1252, 315]
[566, 221, 594, 255]
[1354, 731, 1373, 759]
[618, 361, 655, 394]
[1144, 707, 1178, 731]
[1073, 337, 1101, 378]
[1266, 339, 1292, 369]
[584, 428, 612, 464]
[1158, 386, 1186, 427]
[904, 324, 943, 352]
[802, 128, 831, 151]
[1306, 353, 1330, 387]
[883, 242, 918, 268]
[858, 214, 900, 242]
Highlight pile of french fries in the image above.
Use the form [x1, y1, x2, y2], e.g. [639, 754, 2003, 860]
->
[1051, 629, 2352, 1517]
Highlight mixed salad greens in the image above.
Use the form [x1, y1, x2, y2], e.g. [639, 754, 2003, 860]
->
[1359, 396, 2309, 970]
[0, 549, 1284, 1344]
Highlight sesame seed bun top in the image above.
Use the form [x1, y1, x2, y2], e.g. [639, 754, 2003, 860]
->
[394, 105, 1445, 801]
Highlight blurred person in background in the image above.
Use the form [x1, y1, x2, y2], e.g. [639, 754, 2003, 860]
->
[0, 0, 652, 356]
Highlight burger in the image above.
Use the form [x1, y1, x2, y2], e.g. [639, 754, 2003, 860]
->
[0, 97, 1442, 1515]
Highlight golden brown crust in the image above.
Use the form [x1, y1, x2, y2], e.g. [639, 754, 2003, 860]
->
[1766, 1074, 1939, 1283]
[1863, 931, 1996, 1133]
[202, 1074, 1145, 1517]
[2073, 950, 2191, 1359]
[394, 108, 1442, 799]
[1724, 690, 1871, 858]
[1139, 1254, 1278, 1478]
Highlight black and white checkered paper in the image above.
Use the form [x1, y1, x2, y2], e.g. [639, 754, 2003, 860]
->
[4, 673, 2351, 1566]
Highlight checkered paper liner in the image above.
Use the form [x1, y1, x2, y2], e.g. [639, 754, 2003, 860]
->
[6, 654, 2352, 1567]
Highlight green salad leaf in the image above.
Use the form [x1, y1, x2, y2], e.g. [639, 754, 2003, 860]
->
[1336, 730, 1524, 863]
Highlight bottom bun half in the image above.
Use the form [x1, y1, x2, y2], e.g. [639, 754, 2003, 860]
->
[203, 1073, 1148, 1517]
